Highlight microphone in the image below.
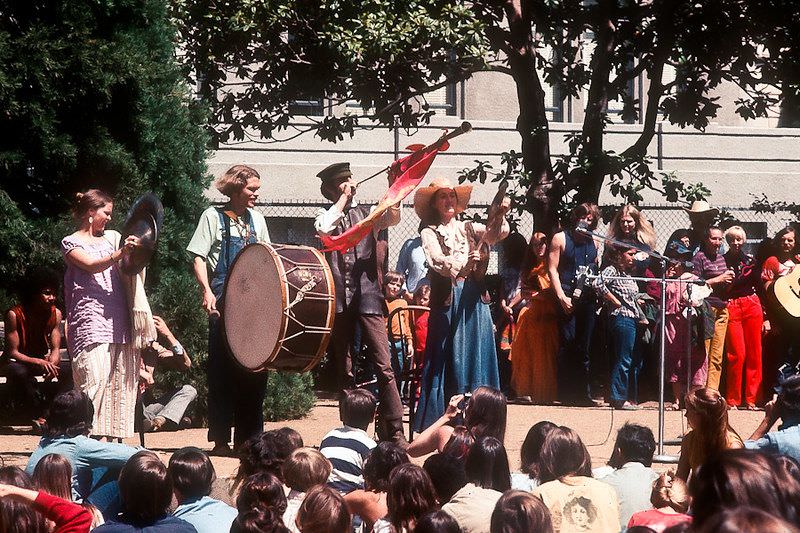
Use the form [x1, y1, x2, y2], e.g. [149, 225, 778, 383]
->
[575, 221, 591, 233]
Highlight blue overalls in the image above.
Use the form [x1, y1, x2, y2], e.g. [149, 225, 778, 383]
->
[207, 208, 268, 447]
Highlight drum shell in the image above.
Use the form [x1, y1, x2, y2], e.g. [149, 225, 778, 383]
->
[223, 242, 335, 373]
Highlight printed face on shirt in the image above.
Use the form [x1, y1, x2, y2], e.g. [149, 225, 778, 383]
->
[90, 202, 113, 233]
[619, 214, 636, 237]
[434, 188, 457, 219]
[232, 177, 260, 208]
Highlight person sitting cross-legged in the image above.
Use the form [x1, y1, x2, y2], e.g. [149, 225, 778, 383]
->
[169, 447, 238, 533]
[138, 316, 196, 433]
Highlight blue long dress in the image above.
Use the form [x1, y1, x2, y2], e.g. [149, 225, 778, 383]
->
[413, 220, 504, 432]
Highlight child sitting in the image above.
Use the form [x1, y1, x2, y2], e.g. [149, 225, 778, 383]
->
[411, 285, 431, 375]
[627, 472, 691, 532]
[282, 448, 333, 533]
[319, 389, 377, 493]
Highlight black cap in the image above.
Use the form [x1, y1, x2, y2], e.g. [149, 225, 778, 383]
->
[317, 162, 352, 184]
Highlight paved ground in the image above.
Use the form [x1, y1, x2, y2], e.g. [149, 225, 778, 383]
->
[0, 400, 766, 477]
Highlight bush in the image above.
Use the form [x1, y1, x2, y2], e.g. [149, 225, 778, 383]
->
[263, 372, 317, 422]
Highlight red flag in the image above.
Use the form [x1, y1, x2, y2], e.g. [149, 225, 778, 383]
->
[319, 139, 449, 252]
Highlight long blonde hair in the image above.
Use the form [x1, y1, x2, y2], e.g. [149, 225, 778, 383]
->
[609, 205, 657, 249]
[685, 388, 741, 466]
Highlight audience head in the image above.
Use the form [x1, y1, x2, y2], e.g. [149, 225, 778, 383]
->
[442, 426, 474, 463]
[238, 429, 298, 483]
[236, 472, 287, 515]
[168, 447, 216, 502]
[363, 442, 409, 493]
[777, 375, 800, 423]
[465, 436, 511, 492]
[415, 510, 462, 533]
[276, 427, 304, 450]
[490, 490, 553, 533]
[696, 507, 800, 533]
[282, 448, 331, 493]
[520, 421, 557, 479]
[650, 472, 689, 513]
[19, 267, 59, 309]
[44, 390, 94, 438]
[569, 202, 600, 231]
[230, 507, 291, 533]
[0, 466, 48, 533]
[684, 388, 737, 464]
[689, 449, 800, 528]
[537, 426, 592, 483]
[296, 485, 351, 533]
[609, 423, 656, 468]
[118, 451, 173, 526]
[464, 386, 507, 444]
[423, 452, 468, 505]
[32, 453, 72, 501]
[387, 463, 439, 531]
[339, 389, 377, 431]
[610, 204, 657, 249]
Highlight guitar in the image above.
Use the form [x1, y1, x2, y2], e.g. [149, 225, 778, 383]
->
[773, 264, 800, 318]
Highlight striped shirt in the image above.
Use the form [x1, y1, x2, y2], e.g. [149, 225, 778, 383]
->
[319, 426, 376, 493]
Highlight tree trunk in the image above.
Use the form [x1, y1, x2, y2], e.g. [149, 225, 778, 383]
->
[504, 0, 558, 233]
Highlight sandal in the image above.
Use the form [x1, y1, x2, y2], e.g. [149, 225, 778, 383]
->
[665, 403, 679, 411]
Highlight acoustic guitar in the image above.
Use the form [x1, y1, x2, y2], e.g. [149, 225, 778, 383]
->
[773, 264, 800, 318]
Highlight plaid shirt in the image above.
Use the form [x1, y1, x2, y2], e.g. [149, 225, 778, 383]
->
[593, 265, 639, 319]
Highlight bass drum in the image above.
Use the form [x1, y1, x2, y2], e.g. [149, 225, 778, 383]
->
[223, 243, 335, 372]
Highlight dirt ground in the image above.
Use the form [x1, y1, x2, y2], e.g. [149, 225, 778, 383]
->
[0, 399, 765, 477]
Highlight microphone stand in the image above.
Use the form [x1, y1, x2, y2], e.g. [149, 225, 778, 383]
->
[576, 226, 701, 463]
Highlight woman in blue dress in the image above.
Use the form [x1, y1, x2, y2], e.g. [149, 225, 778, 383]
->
[412, 178, 510, 432]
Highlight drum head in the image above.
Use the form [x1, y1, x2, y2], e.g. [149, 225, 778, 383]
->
[223, 243, 286, 371]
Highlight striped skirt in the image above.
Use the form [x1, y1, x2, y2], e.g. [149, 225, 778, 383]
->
[72, 342, 140, 439]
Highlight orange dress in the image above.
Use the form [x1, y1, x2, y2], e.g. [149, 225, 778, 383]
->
[510, 262, 559, 402]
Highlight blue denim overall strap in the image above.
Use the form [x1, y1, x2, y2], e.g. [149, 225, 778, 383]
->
[210, 207, 257, 303]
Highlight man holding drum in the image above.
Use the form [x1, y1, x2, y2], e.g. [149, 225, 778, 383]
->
[315, 162, 406, 445]
[187, 165, 271, 456]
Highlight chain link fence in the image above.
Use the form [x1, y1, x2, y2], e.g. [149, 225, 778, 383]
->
[241, 201, 797, 272]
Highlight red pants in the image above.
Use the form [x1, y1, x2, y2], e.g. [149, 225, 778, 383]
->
[725, 294, 763, 406]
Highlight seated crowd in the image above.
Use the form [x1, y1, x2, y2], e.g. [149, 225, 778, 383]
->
[3, 382, 800, 532]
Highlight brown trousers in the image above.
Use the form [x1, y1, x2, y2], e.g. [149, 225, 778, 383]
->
[331, 310, 404, 438]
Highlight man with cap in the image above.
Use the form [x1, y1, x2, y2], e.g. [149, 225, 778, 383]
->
[314, 162, 406, 444]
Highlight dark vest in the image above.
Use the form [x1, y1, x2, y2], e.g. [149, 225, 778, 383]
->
[559, 230, 597, 296]
[326, 204, 388, 315]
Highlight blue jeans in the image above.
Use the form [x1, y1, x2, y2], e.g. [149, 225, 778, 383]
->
[610, 315, 641, 403]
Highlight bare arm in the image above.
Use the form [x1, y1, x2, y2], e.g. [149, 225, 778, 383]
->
[47, 309, 63, 367]
[749, 400, 779, 440]
[3, 312, 57, 378]
[407, 395, 461, 457]
[153, 316, 191, 370]
[64, 235, 137, 274]
[548, 232, 573, 313]
[192, 255, 216, 316]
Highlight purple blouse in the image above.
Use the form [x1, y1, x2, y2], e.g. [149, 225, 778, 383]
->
[693, 249, 728, 309]
[61, 232, 130, 356]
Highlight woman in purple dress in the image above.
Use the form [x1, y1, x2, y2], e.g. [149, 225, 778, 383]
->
[61, 189, 138, 439]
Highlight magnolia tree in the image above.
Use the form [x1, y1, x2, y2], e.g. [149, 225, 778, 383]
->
[174, 0, 799, 229]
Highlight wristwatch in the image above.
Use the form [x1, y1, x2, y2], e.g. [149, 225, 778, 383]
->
[171, 342, 185, 356]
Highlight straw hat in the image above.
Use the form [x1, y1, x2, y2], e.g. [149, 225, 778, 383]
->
[413, 177, 473, 223]
[684, 200, 719, 217]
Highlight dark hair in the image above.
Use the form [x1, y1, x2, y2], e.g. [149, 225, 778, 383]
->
[696, 506, 800, 533]
[442, 426, 474, 463]
[0, 466, 48, 533]
[18, 267, 60, 307]
[72, 189, 112, 220]
[363, 442, 410, 492]
[236, 472, 287, 515]
[44, 390, 94, 438]
[118, 451, 173, 526]
[465, 436, 511, 492]
[168, 447, 215, 500]
[423, 453, 468, 505]
[339, 389, 377, 430]
[773, 226, 798, 249]
[569, 202, 600, 230]
[778, 375, 800, 418]
[276, 427, 304, 450]
[689, 449, 800, 528]
[230, 507, 291, 533]
[610, 423, 656, 467]
[387, 463, 439, 531]
[237, 429, 297, 483]
[296, 485, 351, 533]
[465, 386, 507, 444]
[502, 232, 528, 267]
[282, 448, 331, 493]
[385, 270, 406, 289]
[32, 453, 72, 501]
[704, 225, 723, 240]
[537, 426, 592, 483]
[415, 510, 462, 533]
[490, 490, 553, 533]
[520, 421, 557, 478]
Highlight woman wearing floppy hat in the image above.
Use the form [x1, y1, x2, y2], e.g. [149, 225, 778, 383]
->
[411, 177, 510, 432]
